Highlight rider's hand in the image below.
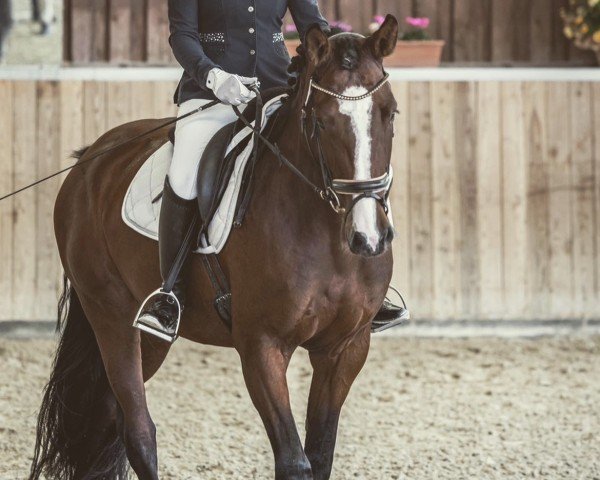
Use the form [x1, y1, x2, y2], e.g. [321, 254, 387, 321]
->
[206, 68, 258, 106]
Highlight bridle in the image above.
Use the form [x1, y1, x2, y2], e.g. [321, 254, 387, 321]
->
[233, 72, 393, 219]
[300, 72, 394, 217]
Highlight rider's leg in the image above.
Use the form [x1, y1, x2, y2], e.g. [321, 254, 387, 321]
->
[135, 100, 240, 340]
[370, 202, 411, 332]
[160, 178, 195, 279]
[167, 100, 239, 200]
[371, 289, 410, 333]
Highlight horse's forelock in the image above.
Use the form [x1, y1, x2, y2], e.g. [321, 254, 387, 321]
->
[287, 32, 365, 93]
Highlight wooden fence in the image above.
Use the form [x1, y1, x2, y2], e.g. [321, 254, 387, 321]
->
[0, 76, 599, 321]
[63, 0, 597, 66]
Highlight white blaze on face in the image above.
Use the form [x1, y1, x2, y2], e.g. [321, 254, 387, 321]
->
[338, 87, 380, 250]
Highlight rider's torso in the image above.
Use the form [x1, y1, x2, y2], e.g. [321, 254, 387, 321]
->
[175, 0, 298, 104]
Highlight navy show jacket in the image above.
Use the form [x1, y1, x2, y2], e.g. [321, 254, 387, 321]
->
[168, 0, 329, 105]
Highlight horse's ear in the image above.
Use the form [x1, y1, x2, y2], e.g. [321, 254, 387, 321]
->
[366, 14, 399, 60]
[304, 24, 330, 67]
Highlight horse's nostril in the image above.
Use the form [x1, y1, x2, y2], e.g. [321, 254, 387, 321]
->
[351, 232, 368, 252]
[385, 226, 395, 243]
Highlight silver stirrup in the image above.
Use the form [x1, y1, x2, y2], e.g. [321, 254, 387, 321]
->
[371, 308, 410, 333]
[133, 288, 181, 343]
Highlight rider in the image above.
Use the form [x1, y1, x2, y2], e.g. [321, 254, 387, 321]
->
[135, 0, 409, 341]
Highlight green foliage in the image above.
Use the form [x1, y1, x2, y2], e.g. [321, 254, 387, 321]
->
[562, 0, 600, 47]
[400, 30, 431, 41]
[284, 31, 300, 40]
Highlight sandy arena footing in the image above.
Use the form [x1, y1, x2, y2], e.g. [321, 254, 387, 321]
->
[1, 335, 599, 479]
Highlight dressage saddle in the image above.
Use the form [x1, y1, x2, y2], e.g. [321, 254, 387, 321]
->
[167, 86, 290, 235]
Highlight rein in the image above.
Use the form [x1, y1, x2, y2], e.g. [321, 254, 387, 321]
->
[1, 72, 393, 219]
[233, 73, 394, 217]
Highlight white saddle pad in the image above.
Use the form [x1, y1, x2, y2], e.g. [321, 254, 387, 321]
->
[122, 94, 288, 254]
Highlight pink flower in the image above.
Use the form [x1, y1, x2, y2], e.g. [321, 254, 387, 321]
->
[330, 20, 353, 32]
[374, 15, 386, 25]
[406, 16, 430, 29]
[284, 24, 297, 33]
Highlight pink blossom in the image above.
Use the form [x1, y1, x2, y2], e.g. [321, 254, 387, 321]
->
[374, 15, 386, 25]
[330, 20, 353, 32]
[405, 16, 430, 29]
[284, 24, 297, 33]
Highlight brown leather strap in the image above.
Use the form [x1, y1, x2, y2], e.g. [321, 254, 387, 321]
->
[233, 85, 264, 228]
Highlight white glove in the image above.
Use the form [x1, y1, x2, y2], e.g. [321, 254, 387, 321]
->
[206, 68, 258, 106]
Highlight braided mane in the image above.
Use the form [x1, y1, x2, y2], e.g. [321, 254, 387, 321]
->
[286, 43, 307, 95]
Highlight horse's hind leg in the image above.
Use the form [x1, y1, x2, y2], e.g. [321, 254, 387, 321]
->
[236, 336, 311, 480]
[304, 327, 370, 480]
[79, 291, 170, 480]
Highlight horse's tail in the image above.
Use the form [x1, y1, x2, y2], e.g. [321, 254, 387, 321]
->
[29, 275, 128, 480]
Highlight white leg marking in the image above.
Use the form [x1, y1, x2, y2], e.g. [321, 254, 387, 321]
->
[338, 87, 380, 250]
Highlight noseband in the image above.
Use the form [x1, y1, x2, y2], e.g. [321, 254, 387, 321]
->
[301, 72, 393, 216]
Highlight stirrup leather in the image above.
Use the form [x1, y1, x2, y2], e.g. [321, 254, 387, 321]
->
[133, 288, 182, 343]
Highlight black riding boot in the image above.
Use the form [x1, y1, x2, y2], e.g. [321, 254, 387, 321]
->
[134, 177, 197, 342]
[371, 287, 411, 333]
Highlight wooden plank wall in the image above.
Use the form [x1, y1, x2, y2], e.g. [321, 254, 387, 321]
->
[64, 0, 172, 64]
[0, 79, 599, 321]
[0, 80, 177, 321]
[64, 0, 597, 66]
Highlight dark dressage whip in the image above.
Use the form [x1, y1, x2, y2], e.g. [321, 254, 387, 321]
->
[0, 100, 221, 202]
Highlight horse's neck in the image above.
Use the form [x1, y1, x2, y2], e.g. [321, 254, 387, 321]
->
[254, 108, 339, 239]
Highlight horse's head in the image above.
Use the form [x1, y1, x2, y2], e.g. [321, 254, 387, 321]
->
[297, 15, 399, 258]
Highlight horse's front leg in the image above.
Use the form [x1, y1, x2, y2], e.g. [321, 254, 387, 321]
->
[304, 326, 371, 480]
[237, 336, 312, 480]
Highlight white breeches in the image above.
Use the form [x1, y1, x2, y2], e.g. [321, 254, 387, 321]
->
[168, 99, 243, 200]
[38, 0, 54, 24]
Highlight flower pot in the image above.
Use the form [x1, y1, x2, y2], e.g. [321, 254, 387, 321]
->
[570, 39, 600, 65]
[285, 39, 302, 57]
[384, 40, 445, 68]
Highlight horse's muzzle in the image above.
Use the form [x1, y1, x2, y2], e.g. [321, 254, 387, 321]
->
[348, 226, 394, 257]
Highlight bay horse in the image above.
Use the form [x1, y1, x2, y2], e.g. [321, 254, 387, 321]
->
[30, 16, 400, 480]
